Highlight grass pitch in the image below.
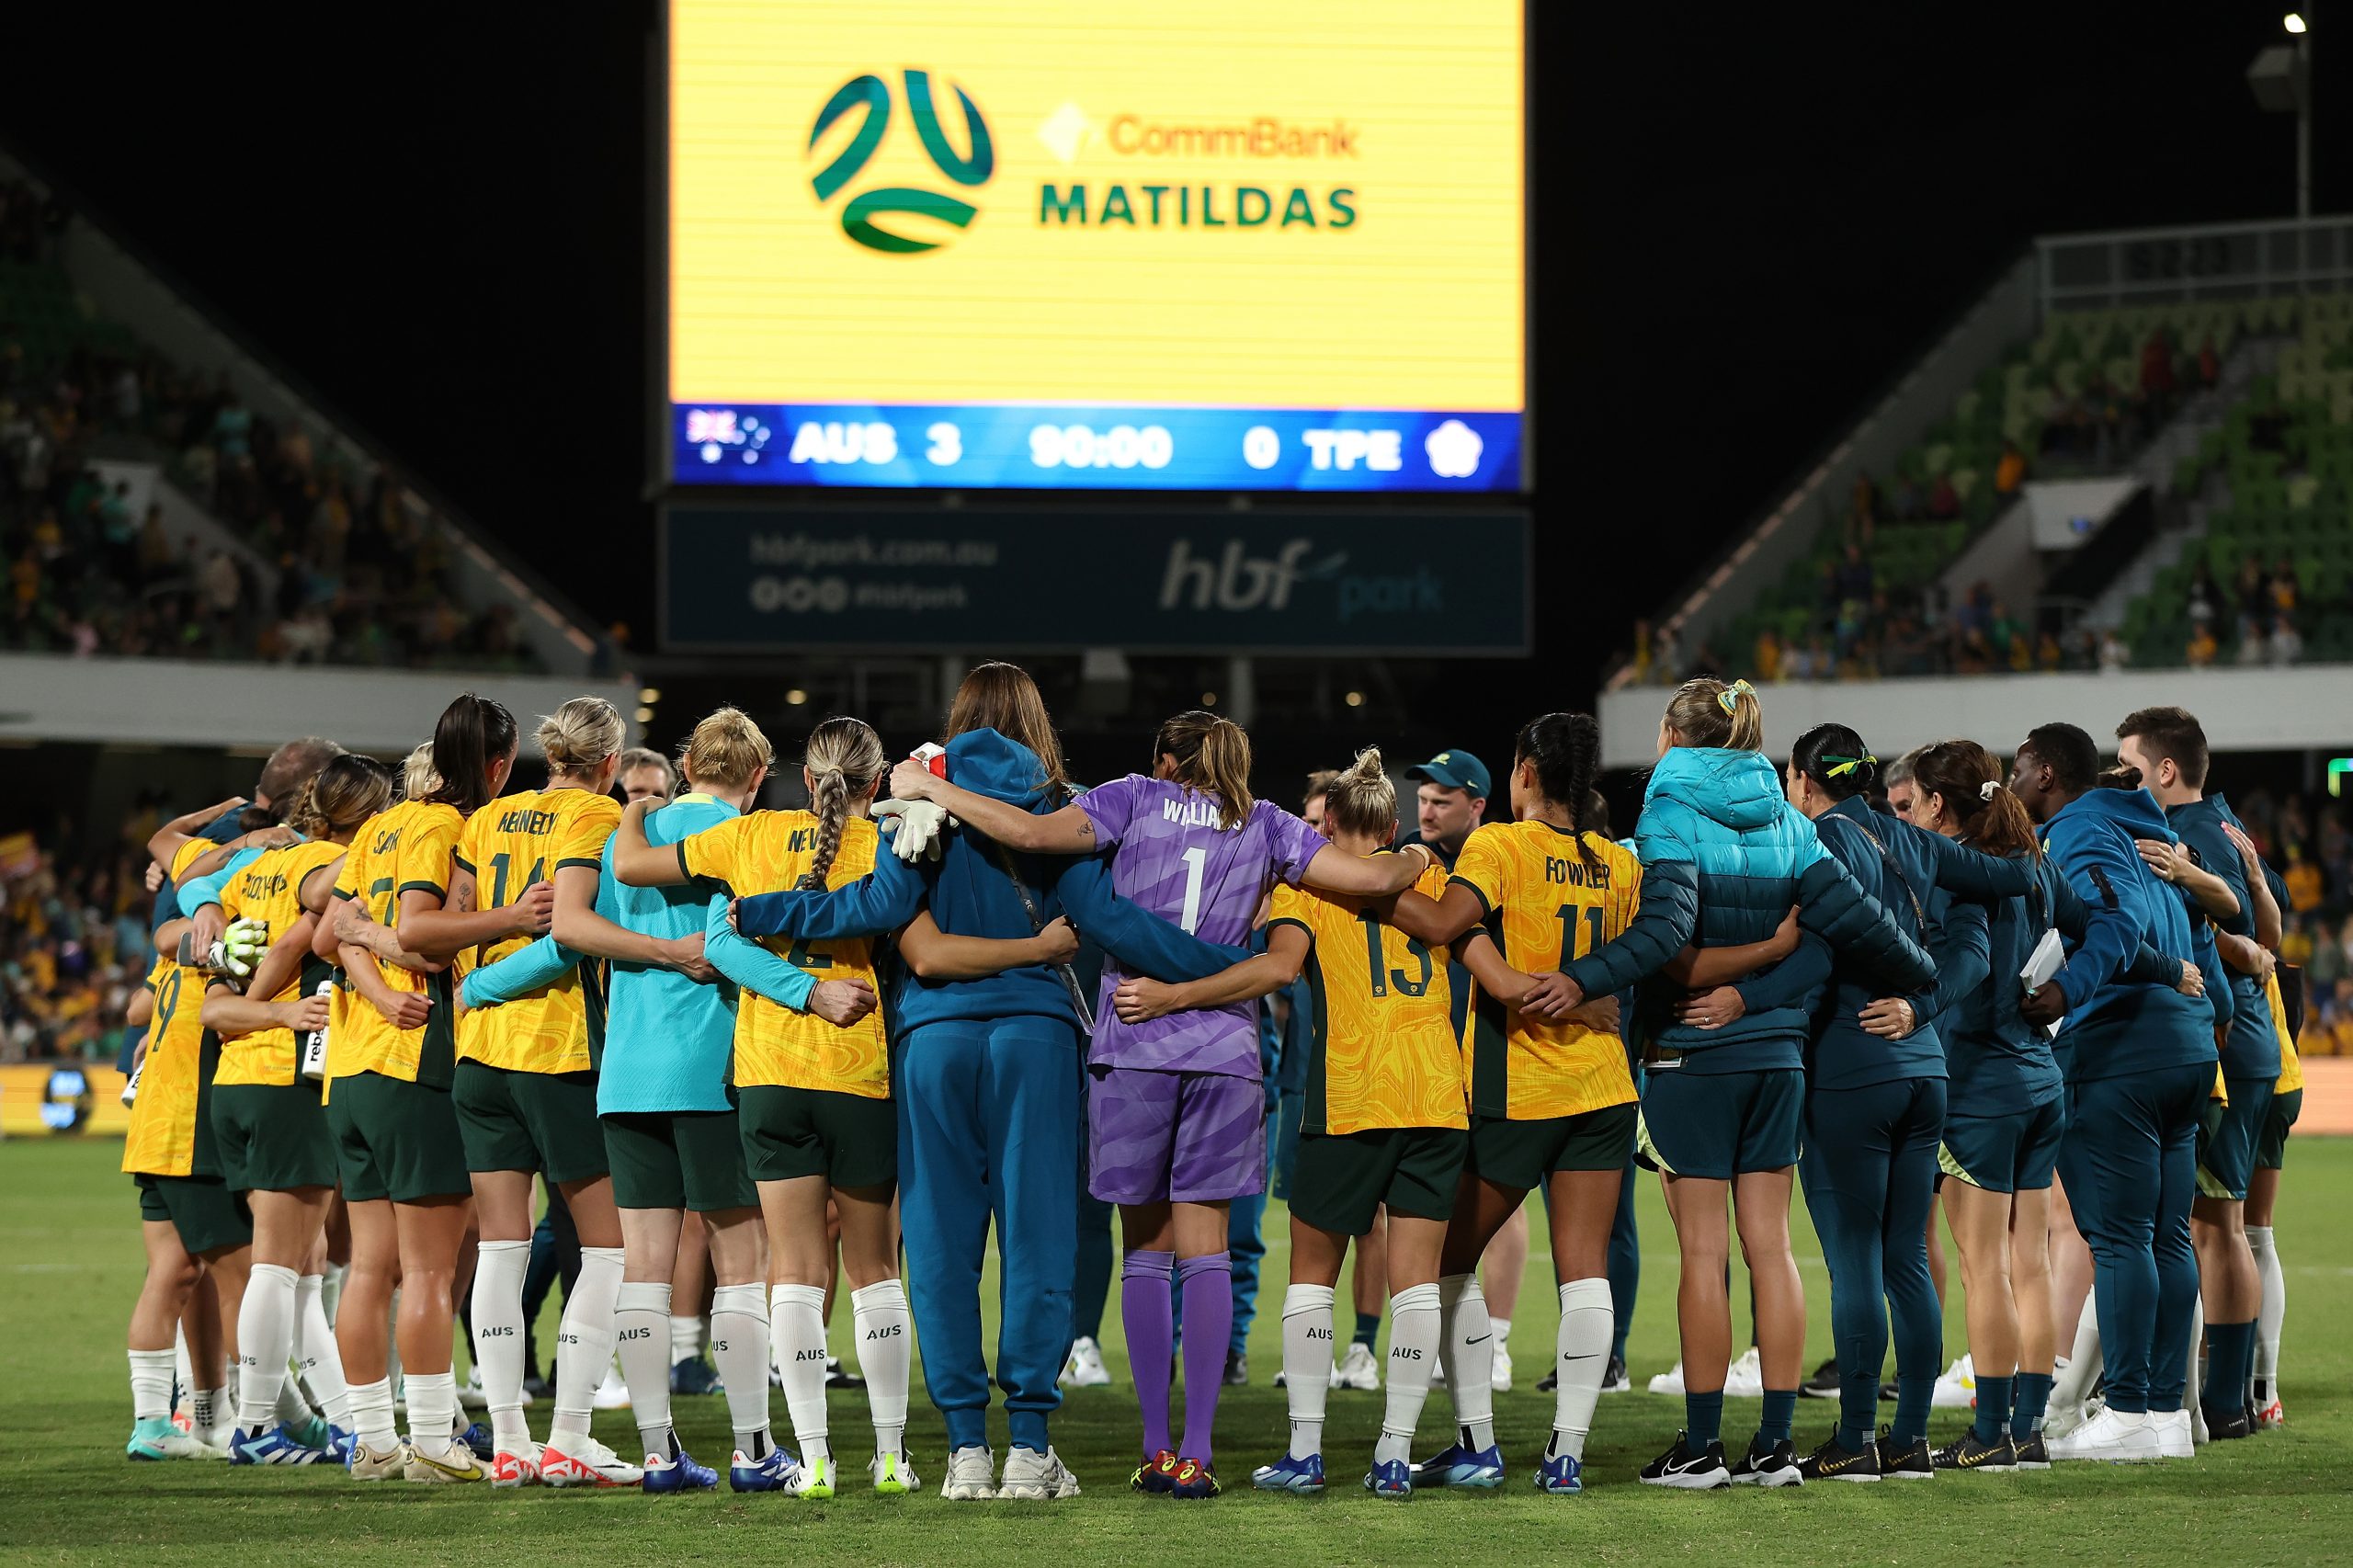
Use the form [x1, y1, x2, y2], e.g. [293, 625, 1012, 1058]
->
[3, 1134, 2347, 1566]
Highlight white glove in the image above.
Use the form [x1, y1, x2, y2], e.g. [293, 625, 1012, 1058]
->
[208, 915, 269, 979]
[873, 799, 950, 863]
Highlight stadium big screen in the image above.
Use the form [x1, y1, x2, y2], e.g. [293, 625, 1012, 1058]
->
[664, 0, 1528, 492]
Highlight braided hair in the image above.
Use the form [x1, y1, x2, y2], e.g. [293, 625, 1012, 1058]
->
[1517, 711, 1604, 870]
[797, 717, 886, 891]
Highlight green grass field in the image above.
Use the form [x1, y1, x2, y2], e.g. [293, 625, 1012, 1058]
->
[4, 1134, 2347, 1566]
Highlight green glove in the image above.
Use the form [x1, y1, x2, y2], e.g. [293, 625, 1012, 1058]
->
[209, 916, 269, 979]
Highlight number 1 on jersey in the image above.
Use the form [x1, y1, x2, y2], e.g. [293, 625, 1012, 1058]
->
[1557, 903, 1605, 970]
[1177, 846, 1208, 934]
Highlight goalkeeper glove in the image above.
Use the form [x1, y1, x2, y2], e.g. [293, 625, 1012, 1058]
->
[208, 916, 269, 979]
[873, 799, 950, 864]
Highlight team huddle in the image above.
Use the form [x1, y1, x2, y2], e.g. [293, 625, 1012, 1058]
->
[115, 663, 2303, 1502]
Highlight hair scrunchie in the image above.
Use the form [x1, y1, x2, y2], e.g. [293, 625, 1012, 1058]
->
[1715, 677, 1756, 714]
[1980, 778, 2001, 802]
[1821, 752, 1878, 779]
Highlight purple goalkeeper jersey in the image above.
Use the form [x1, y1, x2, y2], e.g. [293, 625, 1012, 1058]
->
[1079, 775, 1327, 1076]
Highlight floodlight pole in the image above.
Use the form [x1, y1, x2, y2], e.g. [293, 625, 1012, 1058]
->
[2297, 9, 2313, 220]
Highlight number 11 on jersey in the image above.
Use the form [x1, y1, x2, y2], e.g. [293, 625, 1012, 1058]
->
[1557, 904, 1604, 968]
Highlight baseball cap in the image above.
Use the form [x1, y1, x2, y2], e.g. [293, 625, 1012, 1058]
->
[1405, 748, 1490, 800]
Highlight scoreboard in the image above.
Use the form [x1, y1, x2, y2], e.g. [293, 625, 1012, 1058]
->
[664, 0, 1528, 493]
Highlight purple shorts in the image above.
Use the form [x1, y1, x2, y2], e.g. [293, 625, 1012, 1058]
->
[1086, 1065, 1266, 1206]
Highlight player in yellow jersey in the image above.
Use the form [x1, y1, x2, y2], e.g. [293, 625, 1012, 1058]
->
[613, 714, 933, 1498]
[396, 696, 648, 1489]
[196, 756, 392, 1464]
[1384, 713, 1648, 1494]
[315, 693, 530, 1483]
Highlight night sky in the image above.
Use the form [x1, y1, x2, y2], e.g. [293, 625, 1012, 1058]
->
[3, 4, 2337, 776]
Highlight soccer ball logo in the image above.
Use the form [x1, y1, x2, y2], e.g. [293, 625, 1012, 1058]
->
[810, 70, 995, 255]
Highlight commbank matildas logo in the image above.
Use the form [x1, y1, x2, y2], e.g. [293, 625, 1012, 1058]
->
[809, 69, 995, 255]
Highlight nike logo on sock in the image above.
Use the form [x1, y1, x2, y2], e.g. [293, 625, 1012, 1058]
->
[1465, 1335, 1490, 1346]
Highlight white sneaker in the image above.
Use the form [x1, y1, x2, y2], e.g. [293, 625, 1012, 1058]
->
[1648, 1360, 1688, 1396]
[1931, 1354, 1976, 1410]
[2154, 1409, 2195, 1459]
[1331, 1342, 1381, 1392]
[998, 1445, 1081, 1500]
[1491, 1349, 1514, 1393]
[1061, 1335, 1110, 1389]
[591, 1363, 631, 1411]
[1430, 1358, 1447, 1385]
[461, 1366, 487, 1412]
[1725, 1347, 1765, 1399]
[2048, 1407, 2163, 1463]
[940, 1445, 997, 1501]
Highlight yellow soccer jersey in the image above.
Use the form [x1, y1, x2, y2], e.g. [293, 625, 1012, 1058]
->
[1268, 860, 1465, 1136]
[1451, 820, 1643, 1121]
[680, 811, 889, 1098]
[2269, 969, 2302, 1095]
[329, 800, 461, 1089]
[212, 838, 344, 1086]
[121, 954, 210, 1176]
[452, 787, 620, 1075]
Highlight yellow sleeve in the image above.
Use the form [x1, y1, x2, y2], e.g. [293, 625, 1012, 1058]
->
[1267, 882, 1314, 938]
[451, 806, 488, 880]
[677, 813, 746, 887]
[557, 795, 621, 873]
[403, 809, 463, 900]
[1449, 824, 1511, 916]
[169, 837, 215, 882]
[332, 833, 368, 903]
[1414, 863, 1450, 903]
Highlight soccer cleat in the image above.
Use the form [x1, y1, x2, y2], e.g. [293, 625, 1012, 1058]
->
[2153, 1409, 2194, 1460]
[1932, 1431, 2017, 1472]
[1878, 1427, 1935, 1480]
[1725, 1346, 1765, 1399]
[1130, 1448, 1178, 1494]
[941, 1445, 998, 1501]
[824, 1355, 865, 1390]
[1330, 1342, 1381, 1392]
[285, 1413, 337, 1454]
[1223, 1350, 1249, 1387]
[491, 1443, 542, 1488]
[347, 1438, 408, 1481]
[126, 1417, 214, 1460]
[998, 1446, 1081, 1500]
[1796, 1432, 1881, 1483]
[1647, 1360, 1686, 1396]
[1251, 1451, 1326, 1494]
[230, 1424, 332, 1466]
[2011, 1431, 2052, 1470]
[788, 1454, 835, 1498]
[669, 1355, 722, 1397]
[459, 1422, 494, 1462]
[2255, 1396, 2286, 1430]
[540, 1436, 644, 1488]
[1061, 1335, 1111, 1389]
[404, 1438, 491, 1483]
[461, 1365, 489, 1411]
[1535, 1369, 1553, 1392]
[1413, 1441, 1505, 1489]
[1931, 1354, 1977, 1410]
[642, 1447, 719, 1493]
[1729, 1436, 1802, 1487]
[591, 1370, 631, 1411]
[1601, 1354, 1631, 1394]
[1364, 1458, 1414, 1498]
[1801, 1357, 1842, 1399]
[2047, 1407, 2163, 1463]
[729, 1447, 804, 1493]
[1639, 1432, 1730, 1490]
[1534, 1451, 1585, 1494]
[869, 1449, 919, 1495]
[1170, 1456, 1220, 1499]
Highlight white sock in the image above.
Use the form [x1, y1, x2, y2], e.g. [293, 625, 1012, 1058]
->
[1550, 1278, 1613, 1462]
[294, 1274, 352, 1426]
[1376, 1283, 1442, 1465]
[1490, 1316, 1513, 1366]
[2249, 1224, 2284, 1401]
[192, 1386, 226, 1443]
[2052, 1288, 2102, 1415]
[383, 1288, 402, 1397]
[130, 1347, 175, 1423]
[772, 1283, 830, 1468]
[319, 1261, 346, 1327]
[2185, 1291, 2204, 1417]
[405, 1369, 458, 1455]
[470, 1240, 530, 1448]
[671, 1312, 707, 1365]
[1281, 1283, 1336, 1459]
[710, 1283, 774, 1458]
[349, 1376, 397, 1452]
[616, 1280, 676, 1459]
[551, 1247, 625, 1446]
[173, 1324, 193, 1412]
[234, 1263, 300, 1431]
[275, 1380, 315, 1429]
[1438, 1273, 1495, 1451]
[850, 1278, 912, 1457]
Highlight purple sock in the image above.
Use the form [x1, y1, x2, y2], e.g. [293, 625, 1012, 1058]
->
[1177, 1252, 1233, 1464]
[1121, 1250, 1176, 1460]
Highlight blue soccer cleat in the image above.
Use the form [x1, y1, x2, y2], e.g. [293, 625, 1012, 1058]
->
[1413, 1442, 1505, 1489]
[1535, 1451, 1585, 1494]
[285, 1414, 340, 1456]
[126, 1416, 211, 1460]
[1364, 1459, 1415, 1499]
[1250, 1451, 1325, 1494]
[643, 1447, 720, 1494]
[229, 1424, 333, 1466]
[729, 1447, 804, 1493]
[459, 1422, 494, 1462]
[670, 1356, 722, 1396]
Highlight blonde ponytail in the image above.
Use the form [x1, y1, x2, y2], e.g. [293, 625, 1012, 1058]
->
[1153, 710, 1255, 832]
[1322, 747, 1395, 841]
[679, 707, 774, 794]
[1663, 676, 1764, 752]
[536, 696, 625, 778]
[797, 716, 886, 890]
[401, 742, 440, 802]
